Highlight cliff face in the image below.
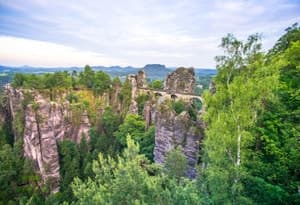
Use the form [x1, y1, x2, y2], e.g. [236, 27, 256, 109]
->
[4, 85, 90, 193]
[110, 81, 122, 113]
[154, 67, 203, 178]
[0, 96, 6, 126]
[128, 70, 148, 114]
[164, 67, 195, 94]
[153, 101, 202, 178]
[0, 67, 203, 192]
[4, 85, 25, 140]
[137, 70, 148, 89]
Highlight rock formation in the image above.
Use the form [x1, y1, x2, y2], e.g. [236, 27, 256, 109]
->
[3, 85, 90, 193]
[0, 80, 124, 193]
[164, 67, 195, 94]
[137, 70, 148, 88]
[110, 80, 122, 113]
[128, 70, 148, 114]
[154, 100, 203, 178]
[4, 85, 25, 140]
[0, 67, 204, 192]
[143, 99, 156, 129]
[128, 74, 139, 114]
[0, 97, 6, 126]
[154, 67, 203, 178]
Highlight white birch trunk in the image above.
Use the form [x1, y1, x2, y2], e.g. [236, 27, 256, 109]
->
[237, 125, 241, 166]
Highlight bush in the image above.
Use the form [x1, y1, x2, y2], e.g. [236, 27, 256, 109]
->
[172, 100, 185, 114]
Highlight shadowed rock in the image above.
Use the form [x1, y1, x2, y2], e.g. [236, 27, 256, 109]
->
[4, 85, 90, 193]
[153, 67, 204, 178]
[154, 101, 203, 178]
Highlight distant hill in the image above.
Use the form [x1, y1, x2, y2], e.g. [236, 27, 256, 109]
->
[0, 64, 216, 86]
[143, 64, 171, 80]
[144, 64, 167, 70]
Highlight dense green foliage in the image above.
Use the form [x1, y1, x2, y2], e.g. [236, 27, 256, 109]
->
[119, 78, 132, 117]
[202, 24, 300, 204]
[11, 65, 112, 98]
[58, 140, 81, 202]
[244, 31, 300, 204]
[71, 136, 201, 205]
[171, 99, 199, 120]
[0, 139, 45, 205]
[136, 93, 149, 115]
[149, 79, 163, 89]
[172, 99, 186, 114]
[164, 147, 188, 181]
[195, 76, 212, 95]
[12, 71, 72, 90]
[91, 106, 121, 156]
[114, 114, 155, 161]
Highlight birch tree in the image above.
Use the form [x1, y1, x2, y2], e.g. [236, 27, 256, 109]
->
[202, 34, 277, 204]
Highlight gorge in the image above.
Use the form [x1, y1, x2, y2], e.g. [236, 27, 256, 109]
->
[0, 67, 204, 193]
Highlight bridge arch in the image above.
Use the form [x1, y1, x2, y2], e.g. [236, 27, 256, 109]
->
[155, 92, 163, 97]
[190, 97, 203, 111]
[171, 94, 177, 99]
[137, 88, 204, 106]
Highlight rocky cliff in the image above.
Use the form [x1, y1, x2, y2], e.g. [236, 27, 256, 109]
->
[154, 67, 203, 178]
[0, 67, 203, 192]
[3, 85, 91, 192]
[110, 79, 122, 113]
[0, 99, 6, 127]
[4, 85, 25, 141]
[164, 67, 195, 94]
[128, 70, 148, 114]
[137, 70, 148, 89]
[125, 67, 203, 178]
[154, 101, 202, 178]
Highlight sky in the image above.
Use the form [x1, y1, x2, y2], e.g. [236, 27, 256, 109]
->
[0, 0, 299, 68]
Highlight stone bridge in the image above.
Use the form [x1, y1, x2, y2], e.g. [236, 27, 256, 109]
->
[138, 88, 203, 103]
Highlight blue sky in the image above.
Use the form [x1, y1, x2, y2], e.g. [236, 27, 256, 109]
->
[0, 0, 299, 68]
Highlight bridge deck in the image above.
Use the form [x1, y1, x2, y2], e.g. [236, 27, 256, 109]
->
[138, 88, 203, 102]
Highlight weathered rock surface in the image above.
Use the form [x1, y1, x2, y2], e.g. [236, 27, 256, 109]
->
[164, 67, 195, 94]
[154, 101, 203, 178]
[128, 74, 139, 114]
[137, 70, 148, 88]
[128, 70, 148, 114]
[110, 80, 122, 113]
[4, 85, 25, 140]
[4, 85, 90, 192]
[143, 99, 156, 129]
[154, 67, 203, 178]
[0, 100, 5, 125]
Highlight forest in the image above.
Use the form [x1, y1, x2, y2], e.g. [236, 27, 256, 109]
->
[0, 24, 299, 205]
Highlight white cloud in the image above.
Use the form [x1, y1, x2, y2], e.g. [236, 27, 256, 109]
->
[0, 0, 299, 68]
[0, 36, 127, 67]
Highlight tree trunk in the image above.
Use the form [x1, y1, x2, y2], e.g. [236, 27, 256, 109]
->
[237, 125, 241, 166]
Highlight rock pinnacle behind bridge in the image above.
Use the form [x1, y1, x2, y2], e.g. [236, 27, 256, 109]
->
[164, 67, 195, 94]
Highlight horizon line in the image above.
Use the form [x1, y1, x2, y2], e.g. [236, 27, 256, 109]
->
[0, 64, 217, 70]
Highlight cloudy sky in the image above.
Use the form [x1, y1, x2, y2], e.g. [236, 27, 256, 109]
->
[0, 0, 299, 68]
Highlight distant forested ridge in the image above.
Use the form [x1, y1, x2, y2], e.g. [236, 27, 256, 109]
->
[0, 64, 216, 83]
